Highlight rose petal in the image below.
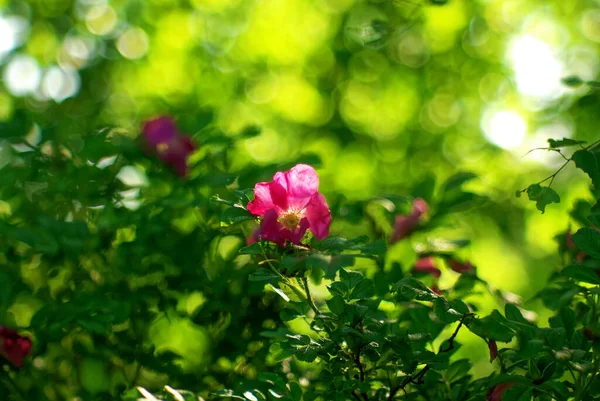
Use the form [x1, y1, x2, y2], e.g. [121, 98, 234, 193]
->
[142, 116, 178, 147]
[275, 164, 319, 209]
[412, 198, 429, 217]
[413, 257, 441, 278]
[305, 192, 331, 240]
[260, 209, 286, 246]
[486, 383, 518, 401]
[391, 214, 420, 243]
[288, 218, 310, 245]
[269, 181, 289, 213]
[248, 182, 275, 216]
[0, 327, 32, 368]
[449, 259, 475, 274]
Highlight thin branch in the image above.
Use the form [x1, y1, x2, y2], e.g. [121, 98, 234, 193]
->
[300, 276, 320, 316]
[388, 313, 473, 400]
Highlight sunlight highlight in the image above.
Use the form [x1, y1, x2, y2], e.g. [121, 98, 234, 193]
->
[508, 35, 563, 100]
[482, 110, 527, 150]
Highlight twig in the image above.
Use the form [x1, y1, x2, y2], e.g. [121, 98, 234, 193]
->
[388, 313, 473, 400]
[300, 276, 320, 316]
[519, 137, 600, 192]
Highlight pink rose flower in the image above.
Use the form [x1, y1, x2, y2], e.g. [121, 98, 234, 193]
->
[391, 198, 429, 243]
[486, 382, 518, 401]
[0, 327, 32, 368]
[142, 116, 196, 177]
[247, 164, 331, 246]
[412, 257, 441, 278]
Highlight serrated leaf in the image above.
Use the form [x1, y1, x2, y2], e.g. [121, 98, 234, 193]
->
[547, 138, 586, 148]
[572, 150, 600, 188]
[526, 184, 560, 213]
[572, 228, 600, 258]
[468, 311, 514, 342]
[561, 264, 600, 284]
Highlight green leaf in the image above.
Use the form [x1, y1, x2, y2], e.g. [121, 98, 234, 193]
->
[561, 76, 584, 87]
[443, 359, 471, 383]
[239, 242, 263, 255]
[442, 172, 477, 193]
[505, 304, 530, 325]
[572, 228, 600, 258]
[220, 207, 253, 226]
[547, 138, 586, 148]
[526, 184, 560, 213]
[324, 255, 355, 279]
[588, 201, 600, 228]
[561, 264, 600, 284]
[326, 295, 345, 316]
[268, 284, 290, 302]
[468, 311, 514, 342]
[249, 268, 280, 282]
[503, 385, 533, 401]
[572, 149, 600, 188]
[349, 278, 375, 300]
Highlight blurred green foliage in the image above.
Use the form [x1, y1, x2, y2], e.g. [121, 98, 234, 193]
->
[2, 0, 600, 399]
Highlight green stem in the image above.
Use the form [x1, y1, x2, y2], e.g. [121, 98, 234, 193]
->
[300, 276, 320, 315]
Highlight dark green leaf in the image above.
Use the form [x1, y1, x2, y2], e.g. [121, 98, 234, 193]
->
[526, 184, 560, 213]
[547, 138, 586, 148]
[572, 228, 600, 258]
[561, 264, 600, 284]
[239, 242, 263, 255]
[572, 149, 600, 188]
[561, 76, 584, 87]
[468, 311, 515, 342]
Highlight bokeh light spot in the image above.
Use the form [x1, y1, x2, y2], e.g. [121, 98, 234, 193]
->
[508, 35, 562, 99]
[3, 54, 42, 96]
[117, 27, 149, 60]
[482, 110, 527, 150]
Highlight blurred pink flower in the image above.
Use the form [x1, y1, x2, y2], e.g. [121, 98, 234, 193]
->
[391, 198, 429, 243]
[412, 257, 441, 278]
[247, 164, 331, 246]
[142, 116, 196, 177]
[0, 327, 32, 368]
[247, 227, 261, 245]
[486, 382, 518, 401]
[449, 258, 476, 274]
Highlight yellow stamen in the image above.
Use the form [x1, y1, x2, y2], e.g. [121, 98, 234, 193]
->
[156, 143, 169, 153]
[279, 212, 301, 230]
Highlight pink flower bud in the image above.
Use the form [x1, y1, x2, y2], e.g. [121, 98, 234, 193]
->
[141, 116, 196, 177]
[0, 327, 32, 368]
[412, 257, 441, 278]
[449, 259, 476, 274]
[486, 382, 518, 401]
[391, 198, 429, 243]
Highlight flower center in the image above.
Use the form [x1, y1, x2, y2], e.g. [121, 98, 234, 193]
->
[156, 143, 169, 153]
[279, 211, 302, 230]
